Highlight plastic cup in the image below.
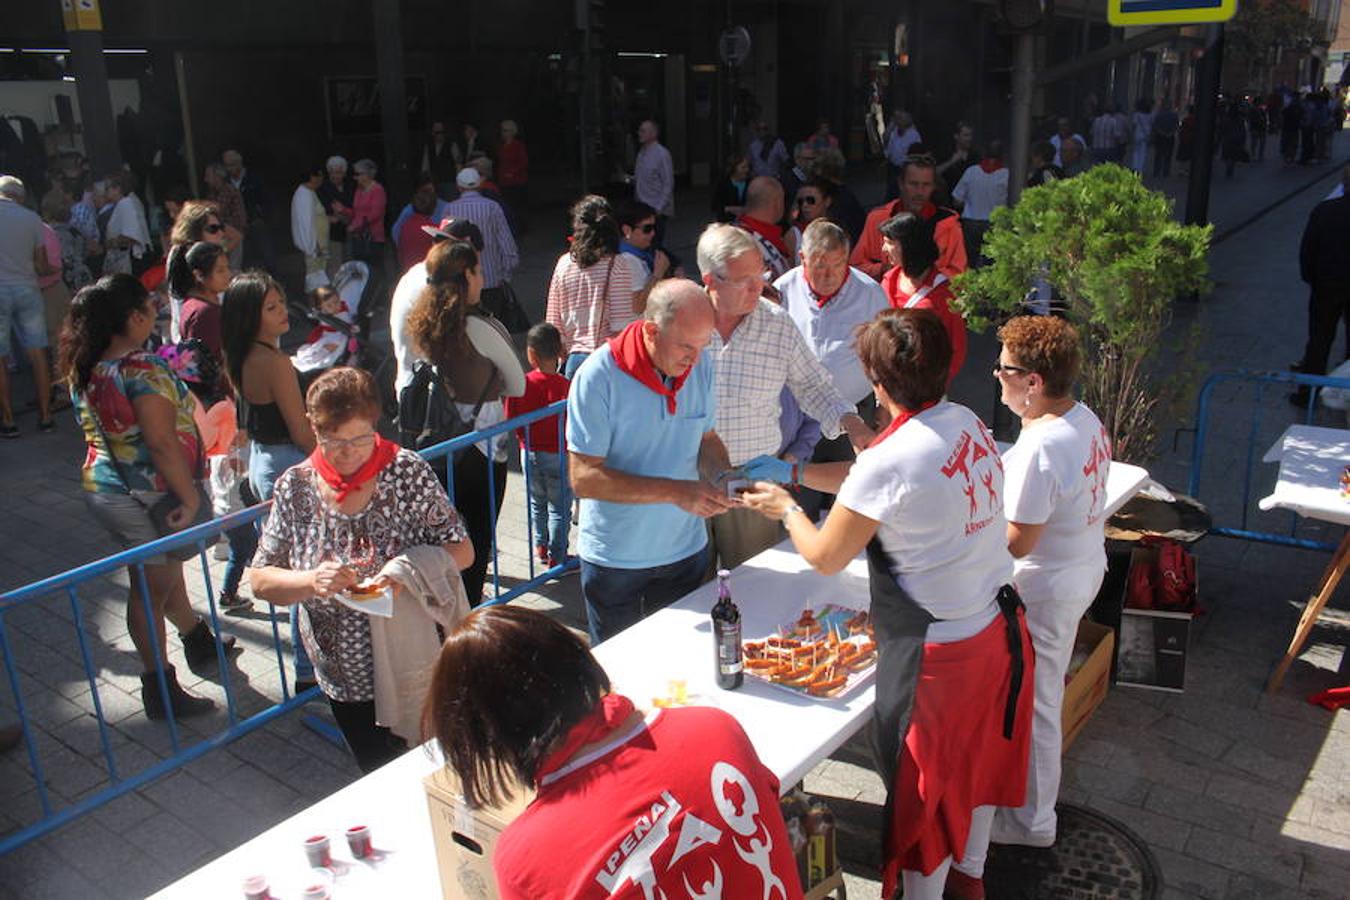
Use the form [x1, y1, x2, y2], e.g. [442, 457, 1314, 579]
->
[346, 824, 372, 859]
[300, 867, 334, 900]
[303, 834, 332, 868]
[670, 679, 688, 704]
[241, 874, 271, 900]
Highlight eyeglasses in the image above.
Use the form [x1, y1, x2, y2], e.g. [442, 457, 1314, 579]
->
[318, 432, 378, 453]
[714, 272, 766, 292]
[204, 223, 224, 234]
[993, 363, 1031, 377]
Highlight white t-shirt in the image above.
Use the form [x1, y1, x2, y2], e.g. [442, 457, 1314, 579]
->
[389, 261, 427, 393]
[836, 402, 1013, 622]
[1002, 402, 1110, 576]
[952, 165, 1010, 222]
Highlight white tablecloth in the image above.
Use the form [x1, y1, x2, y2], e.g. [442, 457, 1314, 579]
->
[1258, 425, 1350, 526]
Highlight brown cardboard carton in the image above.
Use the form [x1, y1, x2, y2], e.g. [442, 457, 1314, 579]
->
[1061, 619, 1115, 752]
[423, 765, 534, 900]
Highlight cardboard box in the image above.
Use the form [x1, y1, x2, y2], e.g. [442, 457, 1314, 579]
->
[424, 766, 533, 900]
[1061, 619, 1115, 752]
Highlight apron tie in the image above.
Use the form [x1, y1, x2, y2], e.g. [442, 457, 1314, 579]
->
[995, 584, 1026, 741]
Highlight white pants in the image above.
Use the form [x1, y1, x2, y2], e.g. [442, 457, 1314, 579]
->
[986, 562, 1104, 855]
[905, 806, 995, 898]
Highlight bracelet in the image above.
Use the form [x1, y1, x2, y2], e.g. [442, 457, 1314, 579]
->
[781, 503, 805, 522]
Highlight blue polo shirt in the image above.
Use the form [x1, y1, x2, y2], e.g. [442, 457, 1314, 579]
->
[567, 344, 715, 569]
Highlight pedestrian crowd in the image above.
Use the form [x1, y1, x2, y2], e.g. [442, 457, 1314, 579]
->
[0, 89, 1339, 898]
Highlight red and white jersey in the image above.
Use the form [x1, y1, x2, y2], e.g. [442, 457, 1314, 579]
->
[494, 701, 804, 900]
[1002, 401, 1111, 576]
[836, 401, 1013, 621]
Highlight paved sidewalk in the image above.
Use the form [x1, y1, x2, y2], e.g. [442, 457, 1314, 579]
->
[2, 155, 1348, 898]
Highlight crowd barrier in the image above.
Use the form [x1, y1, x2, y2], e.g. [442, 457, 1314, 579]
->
[0, 401, 571, 855]
[1185, 370, 1350, 552]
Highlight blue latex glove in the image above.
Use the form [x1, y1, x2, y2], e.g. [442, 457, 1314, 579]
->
[740, 454, 800, 485]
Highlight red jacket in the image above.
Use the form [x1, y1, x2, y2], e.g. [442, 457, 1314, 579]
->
[497, 140, 529, 188]
[881, 266, 968, 382]
[851, 200, 967, 281]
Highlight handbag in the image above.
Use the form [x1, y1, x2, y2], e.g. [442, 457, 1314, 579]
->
[85, 361, 213, 561]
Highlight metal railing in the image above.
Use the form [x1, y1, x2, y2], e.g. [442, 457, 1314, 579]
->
[1185, 370, 1349, 552]
[0, 401, 572, 854]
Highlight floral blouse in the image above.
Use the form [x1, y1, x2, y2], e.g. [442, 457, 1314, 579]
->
[252, 448, 467, 702]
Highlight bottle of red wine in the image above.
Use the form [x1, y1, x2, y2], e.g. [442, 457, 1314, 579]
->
[712, 569, 744, 690]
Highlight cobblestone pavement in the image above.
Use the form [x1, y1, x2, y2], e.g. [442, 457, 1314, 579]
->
[1, 152, 1348, 898]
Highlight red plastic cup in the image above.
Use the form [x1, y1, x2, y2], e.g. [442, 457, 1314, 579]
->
[303, 834, 332, 868]
[346, 824, 372, 859]
[241, 874, 271, 900]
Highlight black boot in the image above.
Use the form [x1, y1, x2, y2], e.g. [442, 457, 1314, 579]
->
[140, 665, 214, 721]
[180, 619, 239, 674]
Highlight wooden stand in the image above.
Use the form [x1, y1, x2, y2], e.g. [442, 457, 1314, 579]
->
[1268, 530, 1350, 692]
[805, 867, 847, 900]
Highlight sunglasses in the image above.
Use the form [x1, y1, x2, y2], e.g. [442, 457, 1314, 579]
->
[636, 223, 656, 234]
[797, 196, 818, 206]
[993, 363, 1031, 377]
[204, 223, 224, 234]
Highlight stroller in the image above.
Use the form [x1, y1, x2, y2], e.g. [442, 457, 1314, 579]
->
[291, 261, 398, 416]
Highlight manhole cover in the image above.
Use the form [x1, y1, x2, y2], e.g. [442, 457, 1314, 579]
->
[985, 802, 1160, 899]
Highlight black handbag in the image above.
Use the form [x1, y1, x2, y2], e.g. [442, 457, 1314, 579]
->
[85, 362, 213, 562]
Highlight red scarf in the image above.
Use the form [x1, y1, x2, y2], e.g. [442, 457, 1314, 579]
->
[608, 320, 691, 414]
[869, 400, 939, 448]
[804, 271, 841, 308]
[309, 434, 400, 503]
[979, 157, 1005, 173]
[535, 694, 637, 783]
[737, 215, 790, 259]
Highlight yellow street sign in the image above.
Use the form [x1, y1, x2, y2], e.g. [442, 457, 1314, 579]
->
[60, 0, 104, 32]
[1108, 0, 1238, 26]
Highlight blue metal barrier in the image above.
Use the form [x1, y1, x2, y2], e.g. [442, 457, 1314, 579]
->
[1185, 370, 1350, 552]
[0, 401, 572, 855]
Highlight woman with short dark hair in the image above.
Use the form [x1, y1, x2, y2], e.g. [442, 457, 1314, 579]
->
[544, 195, 641, 378]
[60, 274, 236, 721]
[250, 366, 471, 772]
[743, 308, 1033, 900]
[878, 212, 967, 382]
[977, 315, 1110, 865]
[422, 604, 803, 899]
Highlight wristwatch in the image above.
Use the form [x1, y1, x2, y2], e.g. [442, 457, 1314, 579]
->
[781, 503, 805, 522]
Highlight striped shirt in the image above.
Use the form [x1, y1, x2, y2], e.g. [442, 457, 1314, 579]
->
[709, 298, 856, 466]
[445, 191, 519, 288]
[544, 253, 638, 355]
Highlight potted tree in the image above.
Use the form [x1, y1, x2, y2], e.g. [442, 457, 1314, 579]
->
[955, 164, 1211, 462]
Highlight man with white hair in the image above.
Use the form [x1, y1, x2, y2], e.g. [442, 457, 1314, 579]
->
[0, 175, 56, 437]
[698, 223, 873, 569]
[775, 220, 888, 517]
[568, 280, 736, 643]
[222, 149, 273, 271]
[317, 155, 354, 279]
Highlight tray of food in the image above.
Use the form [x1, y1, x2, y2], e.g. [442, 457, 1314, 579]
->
[743, 605, 876, 699]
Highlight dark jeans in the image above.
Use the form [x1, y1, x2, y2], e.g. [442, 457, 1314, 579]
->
[564, 351, 590, 379]
[434, 448, 509, 606]
[328, 697, 407, 774]
[580, 546, 708, 644]
[220, 523, 258, 597]
[1298, 280, 1350, 376]
[1152, 137, 1175, 177]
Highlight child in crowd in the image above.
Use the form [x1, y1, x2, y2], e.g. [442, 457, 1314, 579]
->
[292, 285, 354, 373]
[504, 323, 572, 567]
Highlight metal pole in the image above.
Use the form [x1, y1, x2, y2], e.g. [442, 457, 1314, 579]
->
[373, 0, 412, 205]
[173, 52, 198, 198]
[1008, 31, 1035, 206]
[1185, 23, 1224, 227]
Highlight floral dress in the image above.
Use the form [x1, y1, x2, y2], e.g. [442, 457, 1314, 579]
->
[252, 448, 468, 701]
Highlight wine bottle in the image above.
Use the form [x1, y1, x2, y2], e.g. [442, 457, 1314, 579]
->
[711, 568, 743, 690]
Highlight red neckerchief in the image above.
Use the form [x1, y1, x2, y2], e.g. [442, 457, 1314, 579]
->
[608, 320, 691, 414]
[979, 157, 1004, 173]
[737, 215, 790, 259]
[869, 400, 939, 448]
[309, 434, 400, 503]
[804, 270, 841, 308]
[535, 694, 638, 783]
[917, 201, 938, 220]
[305, 300, 351, 343]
